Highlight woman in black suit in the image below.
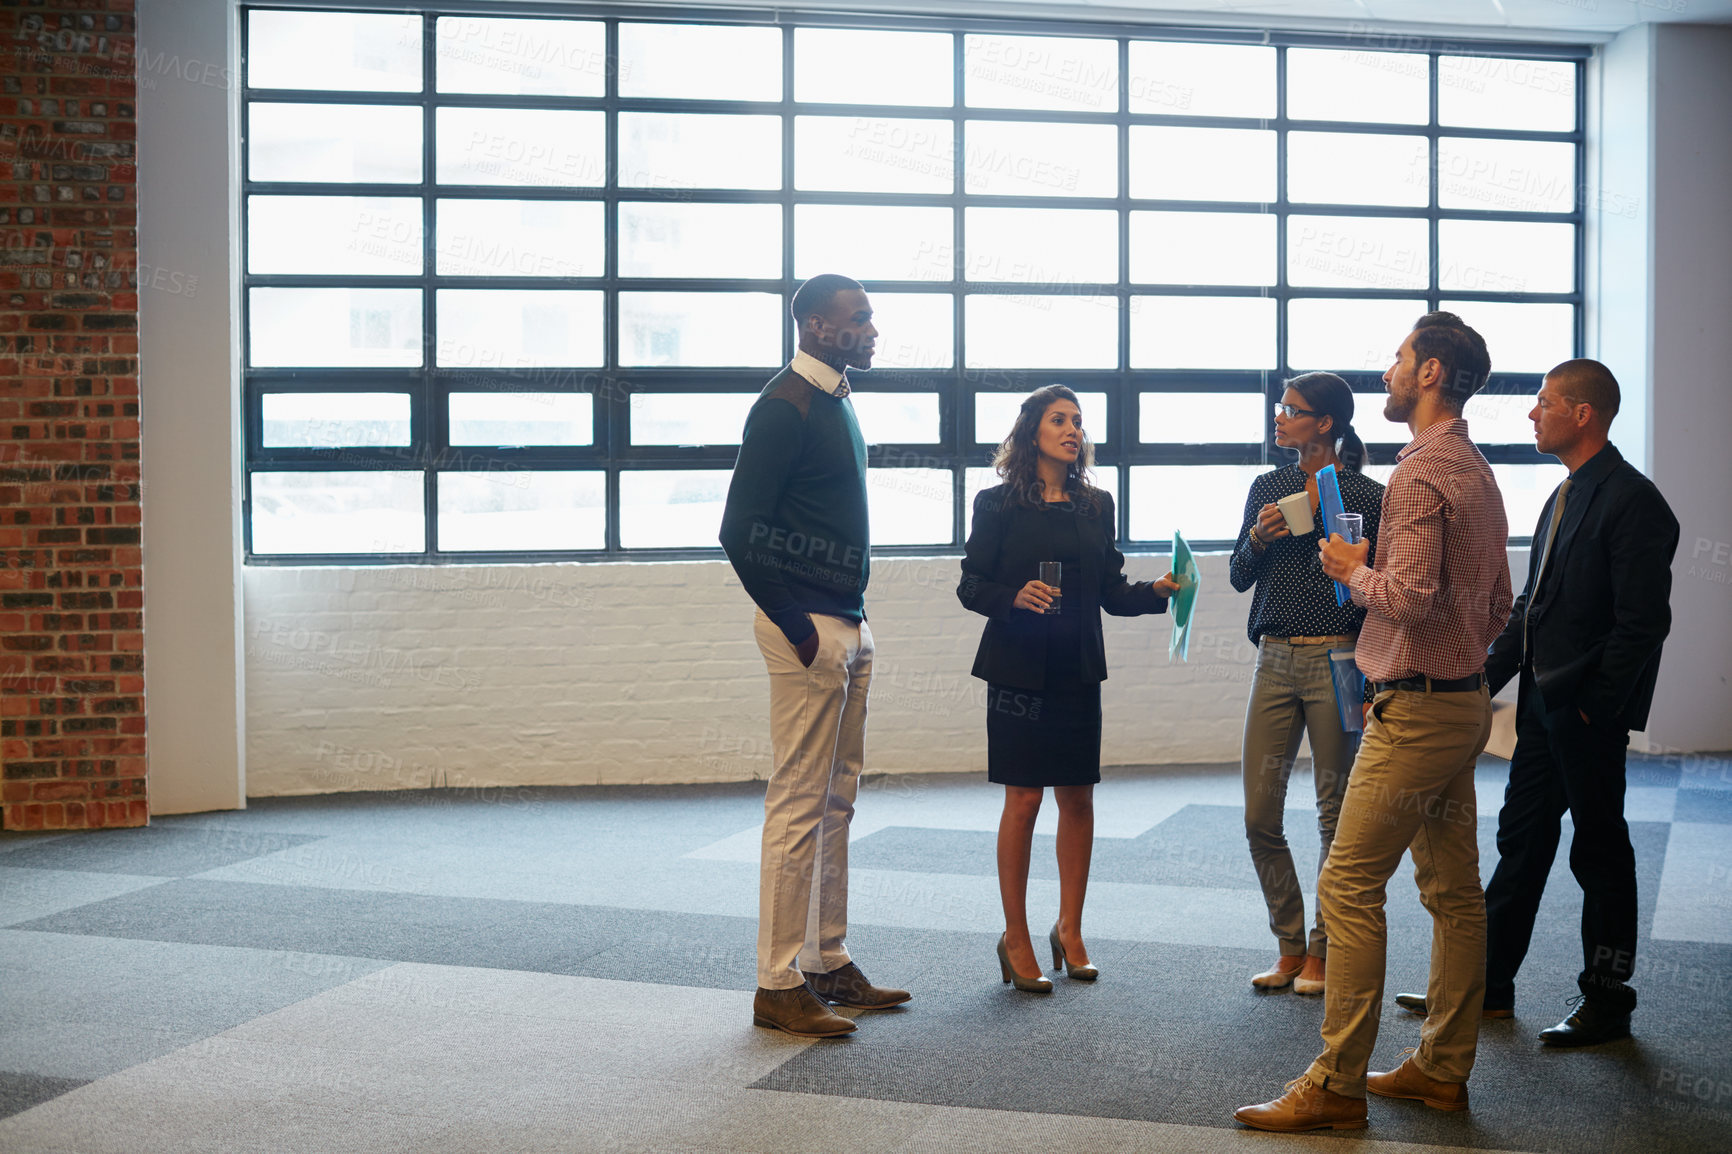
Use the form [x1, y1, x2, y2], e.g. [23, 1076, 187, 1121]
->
[958, 385, 1181, 991]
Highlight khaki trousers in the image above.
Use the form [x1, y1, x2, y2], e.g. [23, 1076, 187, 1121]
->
[1306, 684, 1492, 1098]
[753, 610, 873, 990]
[1241, 639, 1359, 959]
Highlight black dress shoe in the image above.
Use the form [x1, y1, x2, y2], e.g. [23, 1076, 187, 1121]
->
[806, 961, 911, 1009]
[1394, 992, 1512, 1019]
[1539, 997, 1630, 1047]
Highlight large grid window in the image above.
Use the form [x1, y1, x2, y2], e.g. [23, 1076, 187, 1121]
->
[242, 8, 1585, 561]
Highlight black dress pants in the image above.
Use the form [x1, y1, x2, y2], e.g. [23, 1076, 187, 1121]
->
[1484, 668, 1638, 1013]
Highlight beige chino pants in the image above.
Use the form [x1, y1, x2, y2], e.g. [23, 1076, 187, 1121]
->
[753, 610, 873, 991]
[1306, 684, 1492, 1098]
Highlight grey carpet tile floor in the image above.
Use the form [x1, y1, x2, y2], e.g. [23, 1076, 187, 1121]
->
[1, 757, 1729, 1153]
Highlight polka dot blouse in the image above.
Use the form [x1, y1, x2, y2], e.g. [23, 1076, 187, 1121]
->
[1227, 463, 1386, 646]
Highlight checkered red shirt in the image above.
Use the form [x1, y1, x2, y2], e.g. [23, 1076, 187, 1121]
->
[1350, 417, 1513, 682]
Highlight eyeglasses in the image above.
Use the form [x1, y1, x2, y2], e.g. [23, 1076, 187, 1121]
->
[1273, 402, 1321, 419]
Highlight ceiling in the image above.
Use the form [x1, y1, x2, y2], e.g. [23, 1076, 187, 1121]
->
[587, 0, 1732, 41]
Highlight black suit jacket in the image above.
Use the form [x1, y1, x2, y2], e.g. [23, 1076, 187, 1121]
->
[1485, 443, 1679, 730]
[957, 484, 1167, 691]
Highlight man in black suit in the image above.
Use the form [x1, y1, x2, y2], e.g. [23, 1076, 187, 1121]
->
[1399, 358, 1678, 1046]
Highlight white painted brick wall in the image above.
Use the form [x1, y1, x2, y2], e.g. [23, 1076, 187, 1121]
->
[243, 548, 1532, 796]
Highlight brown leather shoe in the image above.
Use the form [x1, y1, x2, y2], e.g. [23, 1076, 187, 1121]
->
[1368, 1052, 1469, 1111]
[752, 984, 856, 1038]
[1251, 954, 1306, 989]
[1234, 1076, 1368, 1132]
[806, 962, 911, 1009]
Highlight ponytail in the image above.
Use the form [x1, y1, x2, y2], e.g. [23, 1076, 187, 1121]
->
[1285, 372, 1371, 473]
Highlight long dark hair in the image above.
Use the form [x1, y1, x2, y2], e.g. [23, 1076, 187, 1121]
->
[992, 385, 1101, 510]
[1285, 371, 1370, 473]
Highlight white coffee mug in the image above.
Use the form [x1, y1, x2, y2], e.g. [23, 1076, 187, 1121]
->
[1276, 491, 1316, 536]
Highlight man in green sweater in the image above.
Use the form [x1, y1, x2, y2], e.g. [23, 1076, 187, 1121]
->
[720, 274, 911, 1037]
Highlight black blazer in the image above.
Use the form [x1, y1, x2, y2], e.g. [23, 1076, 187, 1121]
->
[1485, 443, 1678, 730]
[957, 484, 1167, 691]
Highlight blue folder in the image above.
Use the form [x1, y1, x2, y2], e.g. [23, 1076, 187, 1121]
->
[1316, 463, 1351, 606]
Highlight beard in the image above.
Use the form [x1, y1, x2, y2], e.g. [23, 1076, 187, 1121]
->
[1383, 385, 1415, 424]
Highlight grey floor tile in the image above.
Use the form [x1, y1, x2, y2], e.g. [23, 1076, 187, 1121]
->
[0, 930, 389, 1079]
[0, 827, 324, 878]
[0, 869, 166, 928]
[1674, 789, 1732, 825]
[0, 1072, 87, 1123]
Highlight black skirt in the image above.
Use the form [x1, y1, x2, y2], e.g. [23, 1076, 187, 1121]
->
[985, 678, 1103, 787]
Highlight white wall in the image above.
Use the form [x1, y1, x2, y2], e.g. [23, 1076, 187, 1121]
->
[1643, 25, 1732, 752]
[137, 0, 247, 814]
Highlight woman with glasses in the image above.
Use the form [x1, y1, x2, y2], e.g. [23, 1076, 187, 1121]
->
[1230, 372, 1384, 998]
[959, 386, 1181, 992]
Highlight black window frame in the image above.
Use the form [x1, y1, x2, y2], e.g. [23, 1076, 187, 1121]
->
[241, 3, 1589, 564]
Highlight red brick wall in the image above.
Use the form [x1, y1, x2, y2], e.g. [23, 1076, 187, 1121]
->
[0, 1, 145, 831]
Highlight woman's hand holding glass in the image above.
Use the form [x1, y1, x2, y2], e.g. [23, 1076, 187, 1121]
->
[1013, 580, 1057, 613]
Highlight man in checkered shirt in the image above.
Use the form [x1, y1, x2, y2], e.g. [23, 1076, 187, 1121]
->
[1237, 312, 1512, 1133]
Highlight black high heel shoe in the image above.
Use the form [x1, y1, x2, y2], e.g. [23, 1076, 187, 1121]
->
[997, 933, 1053, 993]
[1049, 924, 1099, 981]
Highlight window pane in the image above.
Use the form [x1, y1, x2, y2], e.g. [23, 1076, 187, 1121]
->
[964, 34, 1118, 113]
[619, 23, 781, 101]
[1439, 220, 1574, 295]
[1131, 211, 1275, 286]
[436, 290, 603, 370]
[436, 200, 604, 278]
[249, 288, 422, 368]
[1464, 392, 1538, 445]
[1352, 393, 1415, 445]
[795, 205, 954, 281]
[1127, 42, 1274, 118]
[869, 293, 954, 371]
[975, 391, 1107, 443]
[1493, 463, 1570, 539]
[248, 196, 422, 276]
[796, 116, 954, 194]
[251, 472, 424, 554]
[1288, 132, 1428, 207]
[438, 470, 604, 551]
[261, 393, 411, 448]
[965, 296, 1118, 369]
[1287, 215, 1429, 290]
[618, 203, 781, 279]
[248, 104, 422, 183]
[450, 393, 593, 446]
[1140, 392, 1264, 443]
[436, 108, 604, 187]
[851, 393, 939, 444]
[1129, 465, 1268, 542]
[965, 207, 1117, 284]
[869, 468, 952, 545]
[1438, 138, 1576, 213]
[967, 121, 1116, 198]
[630, 393, 757, 446]
[1287, 49, 1428, 125]
[1440, 301, 1574, 375]
[622, 113, 781, 190]
[1288, 298, 1428, 373]
[248, 11, 422, 92]
[1130, 127, 1275, 202]
[1130, 296, 1275, 370]
[620, 470, 730, 548]
[796, 30, 953, 107]
[1440, 56, 1575, 132]
[435, 17, 606, 97]
[618, 292, 782, 367]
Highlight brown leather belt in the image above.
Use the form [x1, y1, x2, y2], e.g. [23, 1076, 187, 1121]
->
[1374, 673, 1485, 694]
[1263, 635, 1355, 646]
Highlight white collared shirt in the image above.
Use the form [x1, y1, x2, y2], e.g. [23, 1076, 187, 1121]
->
[790, 349, 848, 397]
